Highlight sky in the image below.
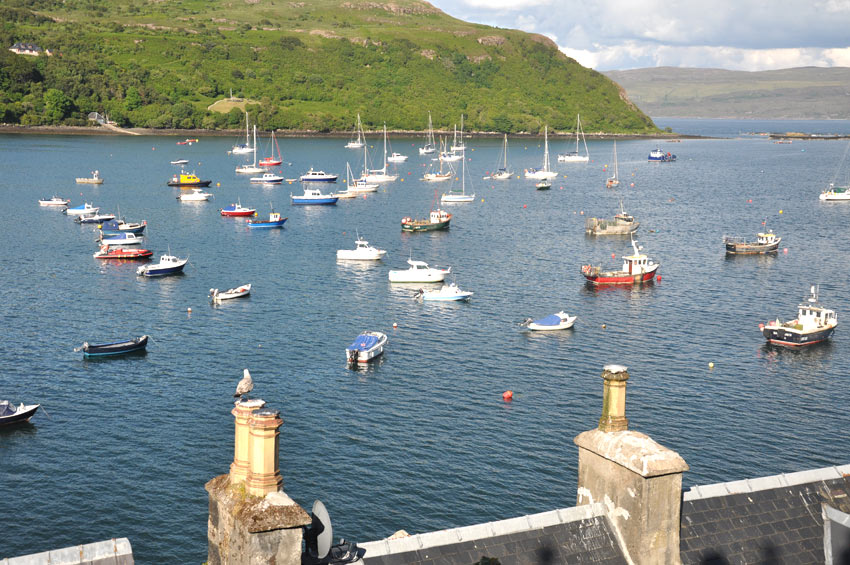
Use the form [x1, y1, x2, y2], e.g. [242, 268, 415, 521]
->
[427, 0, 850, 72]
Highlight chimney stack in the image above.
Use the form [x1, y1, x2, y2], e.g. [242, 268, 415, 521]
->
[575, 365, 689, 565]
[245, 408, 284, 497]
[230, 399, 266, 484]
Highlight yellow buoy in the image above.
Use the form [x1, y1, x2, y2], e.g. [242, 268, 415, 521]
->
[708, 362, 714, 369]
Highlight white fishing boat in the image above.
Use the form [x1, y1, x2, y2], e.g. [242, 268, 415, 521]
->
[363, 124, 399, 182]
[177, 188, 213, 201]
[210, 283, 251, 302]
[345, 113, 365, 149]
[230, 111, 253, 155]
[235, 126, 264, 174]
[419, 111, 437, 155]
[388, 259, 450, 283]
[441, 148, 475, 203]
[557, 114, 590, 163]
[606, 141, 620, 188]
[345, 331, 387, 364]
[414, 282, 473, 302]
[337, 236, 386, 261]
[524, 126, 558, 180]
[486, 134, 513, 180]
[522, 311, 577, 331]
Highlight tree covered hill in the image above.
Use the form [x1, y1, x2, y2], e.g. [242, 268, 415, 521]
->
[1, 0, 657, 134]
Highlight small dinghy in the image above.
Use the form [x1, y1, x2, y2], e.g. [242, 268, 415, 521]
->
[345, 331, 387, 364]
[210, 284, 251, 302]
[0, 400, 40, 426]
[522, 311, 577, 331]
[80, 335, 148, 357]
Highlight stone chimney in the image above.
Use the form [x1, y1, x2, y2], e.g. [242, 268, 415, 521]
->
[206, 398, 310, 565]
[574, 365, 689, 565]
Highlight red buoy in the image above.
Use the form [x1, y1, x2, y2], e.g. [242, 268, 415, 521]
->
[656, 275, 662, 281]
[502, 390, 513, 401]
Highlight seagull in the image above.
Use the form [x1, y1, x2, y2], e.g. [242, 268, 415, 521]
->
[234, 368, 254, 400]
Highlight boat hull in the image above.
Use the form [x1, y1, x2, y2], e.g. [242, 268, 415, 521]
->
[401, 219, 450, 232]
[248, 219, 287, 228]
[94, 248, 153, 260]
[762, 325, 835, 347]
[582, 265, 659, 285]
[83, 335, 148, 357]
[725, 241, 780, 254]
[0, 404, 40, 426]
[168, 180, 211, 187]
[291, 197, 338, 205]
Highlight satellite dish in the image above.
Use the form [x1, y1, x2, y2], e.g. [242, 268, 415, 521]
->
[306, 499, 333, 560]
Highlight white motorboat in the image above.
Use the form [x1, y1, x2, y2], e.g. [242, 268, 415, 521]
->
[522, 311, 577, 331]
[64, 202, 99, 216]
[100, 232, 143, 246]
[39, 196, 71, 206]
[137, 253, 188, 277]
[290, 187, 338, 205]
[345, 331, 387, 364]
[337, 237, 386, 261]
[171, 159, 189, 165]
[299, 168, 338, 182]
[414, 282, 473, 302]
[387, 152, 408, 163]
[0, 400, 40, 426]
[177, 189, 213, 201]
[250, 172, 285, 184]
[388, 259, 450, 283]
[819, 185, 850, 201]
[210, 283, 251, 302]
[525, 126, 558, 180]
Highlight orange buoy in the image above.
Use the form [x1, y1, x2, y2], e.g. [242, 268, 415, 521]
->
[611, 253, 616, 259]
[656, 275, 661, 281]
[502, 390, 513, 401]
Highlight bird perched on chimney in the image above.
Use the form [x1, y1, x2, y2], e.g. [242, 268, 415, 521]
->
[234, 368, 254, 400]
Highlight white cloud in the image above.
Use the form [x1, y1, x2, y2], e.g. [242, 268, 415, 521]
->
[429, 0, 850, 71]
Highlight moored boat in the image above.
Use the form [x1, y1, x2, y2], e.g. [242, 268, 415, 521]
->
[64, 203, 99, 216]
[299, 168, 338, 182]
[167, 171, 211, 187]
[724, 230, 781, 254]
[291, 188, 338, 205]
[585, 200, 639, 236]
[345, 331, 387, 364]
[557, 114, 590, 163]
[401, 209, 451, 232]
[247, 210, 287, 228]
[0, 400, 40, 426]
[39, 196, 71, 206]
[819, 185, 850, 201]
[524, 126, 558, 180]
[259, 131, 283, 166]
[170, 159, 189, 165]
[337, 237, 386, 261]
[522, 311, 577, 331]
[414, 282, 473, 302]
[99, 219, 147, 235]
[535, 180, 552, 190]
[581, 237, 659, 285]
[760, 286, 837, 347]
[210, 283, 251, 302]
[177, 138, 198, 145]
[76, 213, 116, 224]
[137, 254, 187, 277]
[250, 172, 285, 184]
[93, 245, 153, 260]
[100, 232, 143, 246]
[81, 335, 148, 357]
[177, 188, 213, 201]
[387, 152, 408, 163]
[388, 259, 450, 283]
[220, 200, 257, 216]
[76, 170, 104, 184]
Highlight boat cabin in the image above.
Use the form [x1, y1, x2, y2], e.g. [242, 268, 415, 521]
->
[796, 302, 837, 329]
[429, 209, 450, 223]
[757, 231, 778, 245]
[622, 254, 655, 275]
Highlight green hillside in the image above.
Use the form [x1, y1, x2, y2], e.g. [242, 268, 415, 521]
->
[0, 0, 657, 133]
[604, 66, 850, 119]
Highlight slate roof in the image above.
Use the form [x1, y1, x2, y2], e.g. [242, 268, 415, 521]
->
[680, 464, 850, 564]
[359, 503, 628, 565]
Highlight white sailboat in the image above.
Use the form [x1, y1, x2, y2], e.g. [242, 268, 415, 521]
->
[524, 126, 558, 180]
[558, 114, 590, 163]
[345, 114, 365, 149]
[486, 134, 512, 180]
[363, 124, 398, 183]
[441, 147, 475, 203]
[235, 125, 264, 174]
[419, 111, 436, 155]
[231, 111, 253, 155]
[605, 141, 620, 188]
[346, 161, 378, 193]
[451, 114, 466, 152]
[424, 142, 454, 182]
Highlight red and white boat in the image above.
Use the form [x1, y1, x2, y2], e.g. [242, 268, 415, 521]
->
[581, 238, 659, 285]
[220, 200, 257, 217]
[93, 245, 153, 260]
[259, 131, 283, 167]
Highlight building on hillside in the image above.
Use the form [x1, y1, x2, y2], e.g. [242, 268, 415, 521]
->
[9, 42, 52, 56]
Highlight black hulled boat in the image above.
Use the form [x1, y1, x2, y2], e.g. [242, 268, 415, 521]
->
[81, 335, 148, 357]
[760, 286, 837, 346]
[0, 400, 40, 426]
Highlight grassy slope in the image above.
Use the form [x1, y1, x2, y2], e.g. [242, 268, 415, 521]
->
[2, 0, 657, 133]
[604, 67, 850, 119]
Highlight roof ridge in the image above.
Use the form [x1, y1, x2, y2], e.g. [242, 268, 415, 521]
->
[683, 463, 850, 501]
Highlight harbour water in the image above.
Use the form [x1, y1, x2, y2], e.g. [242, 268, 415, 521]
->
[2, 120, 850, 562]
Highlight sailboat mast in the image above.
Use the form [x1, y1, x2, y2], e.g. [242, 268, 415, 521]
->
[543, 126, 550, 172]
[252, 125, 257, 166]
[503, 134, 508, 168]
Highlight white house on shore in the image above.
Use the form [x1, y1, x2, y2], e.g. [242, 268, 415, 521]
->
[9, 42, 52, 56]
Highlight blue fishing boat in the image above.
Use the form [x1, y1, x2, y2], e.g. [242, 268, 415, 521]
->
[80, 335, 148, 357]
[291, 187, 338, 205]
[648, 148, 676, 162]
[248, 210, 287, 228]
[137, 254, 187, 277]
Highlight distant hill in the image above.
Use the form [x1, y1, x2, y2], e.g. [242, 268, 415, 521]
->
[0, 0, 656, 133]
[603, 66, 850, 119]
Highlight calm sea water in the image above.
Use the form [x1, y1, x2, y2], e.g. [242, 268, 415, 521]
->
[2, 120, 850, 563]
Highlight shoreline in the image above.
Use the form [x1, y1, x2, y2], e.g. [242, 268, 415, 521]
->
[0, 123, 702, 140]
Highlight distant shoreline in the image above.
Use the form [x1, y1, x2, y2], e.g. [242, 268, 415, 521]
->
[0, 124, 701, 140]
